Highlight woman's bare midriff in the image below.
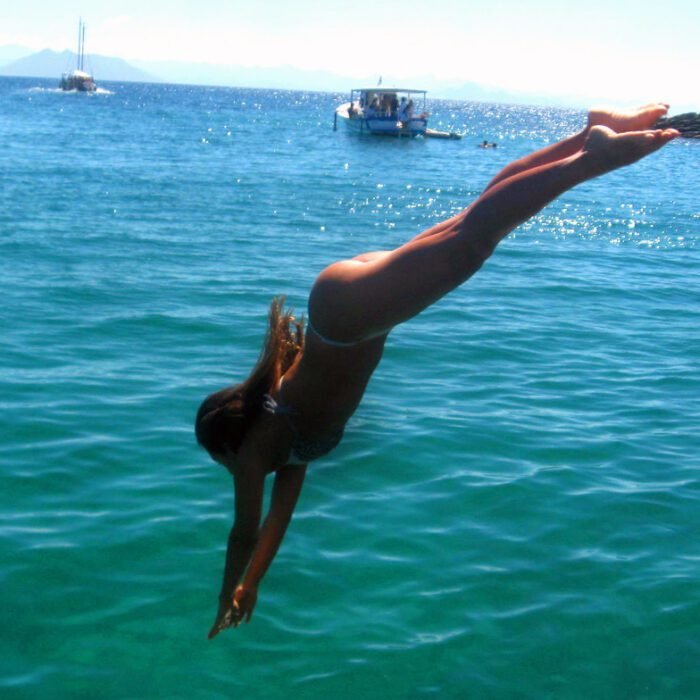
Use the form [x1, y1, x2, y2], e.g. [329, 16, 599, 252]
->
[276, 328, 388, 437]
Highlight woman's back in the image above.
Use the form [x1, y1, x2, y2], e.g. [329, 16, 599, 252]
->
[278, 328, 388, 435]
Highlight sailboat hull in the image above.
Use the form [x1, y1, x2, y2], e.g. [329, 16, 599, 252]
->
[60, 70, 97, 92]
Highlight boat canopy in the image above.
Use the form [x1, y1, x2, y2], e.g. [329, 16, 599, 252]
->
[350, 87, 426, 100]
[351, 87, 427, 94]
[349, 87, 427, 111]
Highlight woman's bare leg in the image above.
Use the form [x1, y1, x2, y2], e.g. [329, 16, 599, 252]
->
[482, 102, 670, 192]
[310, 120, 678, 342]
[377, 103, 673, 251]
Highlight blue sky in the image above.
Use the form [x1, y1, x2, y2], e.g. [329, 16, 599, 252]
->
[2, 0, 699, 108]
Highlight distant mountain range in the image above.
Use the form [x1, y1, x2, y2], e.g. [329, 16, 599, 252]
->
[0, 48, 156, 83]
[0, 45, 32, 65]
[0, 45, 583, 107]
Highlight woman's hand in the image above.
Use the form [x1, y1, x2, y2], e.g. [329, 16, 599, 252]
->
[232, 584, 258, 625]
[207, 585, 258, 639]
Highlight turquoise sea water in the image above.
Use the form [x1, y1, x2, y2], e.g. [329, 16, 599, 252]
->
[1, 76, 699, 699]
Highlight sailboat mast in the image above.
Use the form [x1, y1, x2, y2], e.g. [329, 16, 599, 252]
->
[79, 19, 85, 72]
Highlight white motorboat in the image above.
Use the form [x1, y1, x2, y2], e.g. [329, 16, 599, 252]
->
[335, 87, 429, 137]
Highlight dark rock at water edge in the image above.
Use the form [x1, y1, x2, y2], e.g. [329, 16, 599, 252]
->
[655, 112, 700, 138]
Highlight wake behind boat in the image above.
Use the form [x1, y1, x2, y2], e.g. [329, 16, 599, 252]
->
[59, 19, 97, 92]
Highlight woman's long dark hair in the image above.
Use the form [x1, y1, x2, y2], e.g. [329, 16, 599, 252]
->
[195, 297, 304, 457]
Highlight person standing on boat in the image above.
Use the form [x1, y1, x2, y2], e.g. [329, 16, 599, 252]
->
[196, 103, 678, 636]
[367, 96, 380, 119]
[405, 99, 415, 123]
[389, 93, 399, 118]
[381, 93, 393, 116]
[397, 96, 408, 123]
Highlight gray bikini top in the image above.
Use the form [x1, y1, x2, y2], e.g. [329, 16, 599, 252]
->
[262, 390, 343, 464]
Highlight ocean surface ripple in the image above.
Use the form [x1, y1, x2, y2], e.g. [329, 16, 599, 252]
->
[1, 77, 699, 699]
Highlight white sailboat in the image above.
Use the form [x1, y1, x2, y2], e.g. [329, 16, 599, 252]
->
[59, 19, 97, 92]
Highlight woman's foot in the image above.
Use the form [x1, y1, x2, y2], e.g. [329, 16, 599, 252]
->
[587, 103, 670, 133]
[583, 124, 679, 173]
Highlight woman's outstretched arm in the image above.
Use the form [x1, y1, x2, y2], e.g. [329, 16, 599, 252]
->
[231, 464, 307, 626]
[208, 463, 264, 638]
[208, 463, 307, 637]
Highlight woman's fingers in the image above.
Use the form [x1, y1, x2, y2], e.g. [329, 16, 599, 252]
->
[208, 601, 236, 639]
[208, 588, 255, 637]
